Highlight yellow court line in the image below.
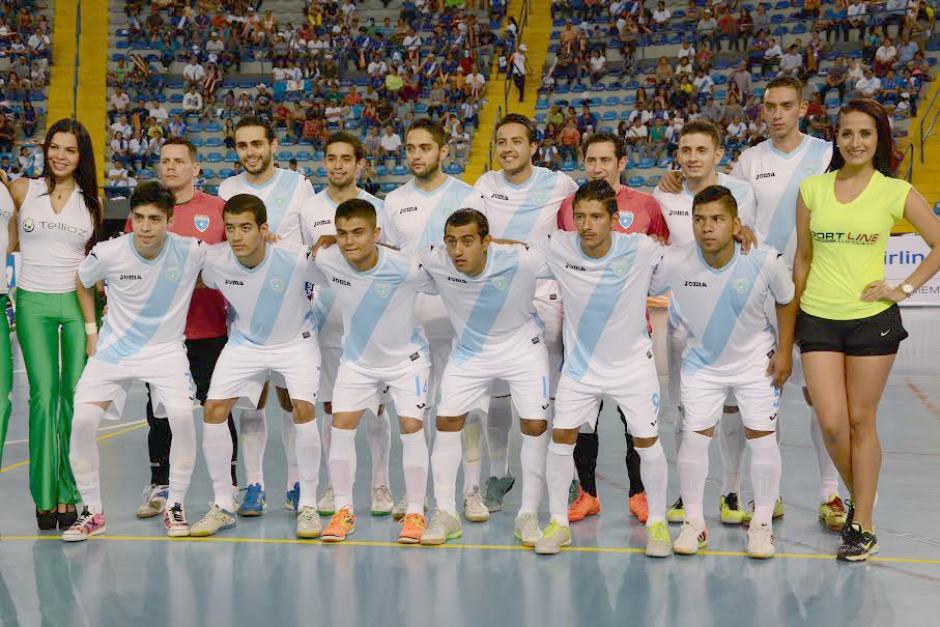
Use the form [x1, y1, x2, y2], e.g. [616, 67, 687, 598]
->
[0, 422, 148, 474]
[2, 533, 940, 565]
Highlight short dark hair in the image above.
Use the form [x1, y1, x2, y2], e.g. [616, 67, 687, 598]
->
[234, 115, 276, 141]
[407, 118, 448, 147]
[765, 75, 805, 100]
[495, 112, 539, 144]
[223, 193, 267, 226]
[573, 180, 618, 215]
[692, 185, 738, 218]
[582, 132, 626, 159]
[325, 131, 365, 161]
[335, 198, 377, 227]
[162, 137, 198, 161]
[130, 181, 177, 217]
[679, 119, 723, 148]
[444, 208, 490, 239]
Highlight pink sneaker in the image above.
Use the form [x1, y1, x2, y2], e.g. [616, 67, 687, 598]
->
[62, 508, 106, 542]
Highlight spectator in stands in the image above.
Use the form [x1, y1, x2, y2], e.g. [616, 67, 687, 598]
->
[107, 157, 133, 196]
[696, 9, 718, 50]
[693, 68, 715, 104]
[183, 85, 203, 116]
[559, 118, 581, 163]
[652, 1, 671, 29]
[537, 136, 561, 170]
[731, 60, 752, 98]
[875, 38, 899, 76]
[624, 115, 649, 162]
[168, 114, 187, 138]
[128, 127, 148, 171]
[110, 131, 129, 161]
[363, 126, 382, 163]
[649, 117, 668, 161]
[510, 43, 529, 101]
[0, 116, 15, 154]
[588, 49, 606, 84]
[846, 0, 868, 42]
[20, 100, 36, 139]
[717, 7, 739, 52]
[653, 56, 673, 86]
[820, 56, 849, 103]
[763, 37, 783, 76]
[855, 66, 882, 99]
[780, 44, 803, 76]
[183, 55, 205, 89]
[380, 124, 402, 163]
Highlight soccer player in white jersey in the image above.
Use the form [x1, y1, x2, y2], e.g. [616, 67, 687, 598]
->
[190, 194, 324, 539]
[653, 119, 759, 526]
[218, 115, 316, 516]
[418, 209, 551, 546]
[535, 181, 671, 557]
[384, 119, 491, 523]
[298, 131, 394, 519]
[472, 113, 578, 512]
[311, 199, 432, 545]
[650, 185, 795, 558]
[63, 182, 204, 541]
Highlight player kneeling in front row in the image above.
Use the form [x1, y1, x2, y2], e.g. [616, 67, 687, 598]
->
[190, 194, 324, 539]
[535, 180, 672, 557]
[652, 186, 795, 559]
[419, 209, 551, 546]
[64, 182, 203, 541]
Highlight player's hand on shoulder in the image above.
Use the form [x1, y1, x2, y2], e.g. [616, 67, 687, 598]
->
[734, 224, 757, 253]
[658, 170, 684, 194]
[311, 234, 337, 255]
[766, 349, 791, 389]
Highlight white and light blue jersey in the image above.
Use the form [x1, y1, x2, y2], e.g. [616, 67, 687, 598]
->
[654, 172, 757, 247]
[312, 245, 430, 371]
[651, 243, 794, 377]
[539, 231, 663, 383]
[201, 242, 317, 346]
[384, 176, 485, 252]
[218, 168, 315, 246]
[731, 135, 832, 267]
[78, 233, 205, 363]
[299, 187, 385, 348]
[420, 243, 546, 365]
[473, 166, 579, 242]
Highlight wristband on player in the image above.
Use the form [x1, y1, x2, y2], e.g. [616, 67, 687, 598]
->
[84, 322, 98, 335]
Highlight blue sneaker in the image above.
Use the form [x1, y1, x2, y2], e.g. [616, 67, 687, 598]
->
[237, 483, 267, 517]
[285, 482, 300, 511]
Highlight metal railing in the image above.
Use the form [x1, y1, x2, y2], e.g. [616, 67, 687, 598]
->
[902, 142, 914, 182]
[73, 0, 81, 119]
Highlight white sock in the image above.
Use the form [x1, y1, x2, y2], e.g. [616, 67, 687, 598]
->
[678, 430, 711, 523]
[366, 406, 391, 488]
[747, 434, 781, 526]
[811, 407, 839, 501]
[431, 430, 462, 515]
[461, 413, 483, 494]
[69, 403, 106, 513]
[546, 441, 575, 525]
[203, 421, 236, 512]
[486, 395, 512, 477]
[637, 440, 668, 524]
[295, 420, 322, 509]
[718, 410, 746, 495]
[280, 410, 298, 491]
[400, 430, 429, 514]
[238, 409, 267, 489]
[519, 430, 548, 515]
[320, 412, 333, 485]
[329, 427, 357, 512]
[166, 406, 196, 507]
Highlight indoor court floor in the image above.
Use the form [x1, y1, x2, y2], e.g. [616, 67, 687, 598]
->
[1, 309, 939, 626]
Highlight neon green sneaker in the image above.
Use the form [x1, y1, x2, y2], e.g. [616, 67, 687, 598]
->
[719, 493, 746, 525]
[666, 496, 685, 524]
[819, 494, 847, 532]
[645, 521, 672, 557]
[534, 520, 572, 555]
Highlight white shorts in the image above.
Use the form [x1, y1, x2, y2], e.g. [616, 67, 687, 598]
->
[318, 344, 341, 404]
[437, 336, 549, 420]
[667, 319, 737, 408]
[331, 355, 430, 418]
[534, 280, 563, 394]
[681, 365, 781, 433]
[75, 344, 195, 420]
[553, 354, 661, 439]
[208, 334, 320, 407]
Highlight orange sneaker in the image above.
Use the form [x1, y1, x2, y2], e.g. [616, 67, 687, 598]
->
[398, 513, 427, 544]
[568, 487, 601, 522]
[629, 492, 649, 524]
[321, 507, 356, 542]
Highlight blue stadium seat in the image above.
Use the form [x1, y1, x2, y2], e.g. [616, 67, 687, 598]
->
[605, 96, 621, 106]
[316, 166, 328, 177]
[277, 151, 292, 161]
[638, 158, 655, 169]
[602, 111, 617, 121]
[646, 174, 662, 187]
[295, 151, 312, 162]
[628, 175, 645, 187]
[381, 183, 397, 193]
[560, 160, 576, 172]
[393, 165, 408, 176]
[280, 136, 295, 146]
[206, 137, 223, 147]
[376, 165, 388, 177]
[535, 113, 547, 123]
[219, 169, 235, 179]
[225, 150, 238, 162]
[191, 138, 205, 148]
[201, 168, 215, 180]
[206, 152, 222, 163]
[445, 162, 464, 174]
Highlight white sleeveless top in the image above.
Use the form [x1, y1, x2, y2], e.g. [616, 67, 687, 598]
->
[17, 178, 94, 293]
[0, 183, 12, 294]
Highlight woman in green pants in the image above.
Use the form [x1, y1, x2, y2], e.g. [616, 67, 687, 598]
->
[1, 182, 13, 467]
[8, 119, 102, 530]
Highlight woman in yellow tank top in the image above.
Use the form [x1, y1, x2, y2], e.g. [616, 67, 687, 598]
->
[792, 99, 940, 562]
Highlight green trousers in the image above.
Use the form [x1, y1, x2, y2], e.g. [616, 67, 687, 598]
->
[16, 289, 86, 510]
[0, 294, 11, 468]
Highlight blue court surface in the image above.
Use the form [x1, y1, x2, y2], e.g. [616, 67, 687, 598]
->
[1, 309, 939, 626]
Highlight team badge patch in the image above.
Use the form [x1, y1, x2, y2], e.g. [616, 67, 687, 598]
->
[22, 217, 34, 232]
[194, 214, 210, 233]
[619, 211, 635, 229]
[270, 278, 286, 293]
[612, 260, 628, 276]
[491, 276, 508, 290]
[375, 283, 392, 298]
[164, 266, 181, 283]
[733, 277, 751, 294]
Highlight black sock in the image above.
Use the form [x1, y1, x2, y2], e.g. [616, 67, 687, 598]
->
[574, 432, 599, 497]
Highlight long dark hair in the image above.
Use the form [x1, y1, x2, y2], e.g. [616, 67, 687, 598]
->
[827, 99, 899, 177]
[40, 118, 102, 252]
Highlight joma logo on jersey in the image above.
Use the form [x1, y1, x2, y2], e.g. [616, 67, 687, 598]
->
[120, 274, 142, 280]
[447, 276, 467, 284]
[491, 193, 509, 200]
[399, 206, 419, 214]
[565, 262, 586, 272]
[313, 219, 332, 227]
[332, 277, 351, 287]
[684, 280, 707, 287]
[225, 279, 244, 286]
[668, 210, 689, 217]
[756, 172, 776, 180]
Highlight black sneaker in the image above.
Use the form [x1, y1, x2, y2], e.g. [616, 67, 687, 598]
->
[837, 522, 878, 562]
[36, 510, 57, 531]
[841, 499, 855, 540]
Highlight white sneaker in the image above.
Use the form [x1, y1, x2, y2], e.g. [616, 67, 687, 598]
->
[135, 484, 168, 519]
[317, 487, 336, 516]
[747, 521, 775, 559]
[645, 521, 673, 558]
[420, 509, 463, 545]
[534, 520, 571, 555]
[514, 512, 541, 547]
[673, 519, 708, 555]
[463, 487, 490, 523]
[371, 485, 394, 516]
[190, 504, 236, 537]
[163, 502, 190, 538]
[296, 506, 322, 539]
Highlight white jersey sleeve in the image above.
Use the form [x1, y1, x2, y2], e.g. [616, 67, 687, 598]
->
[766, 249, 795, 305]
[473, 167, 579, 242]
[655, 174, 757, 246]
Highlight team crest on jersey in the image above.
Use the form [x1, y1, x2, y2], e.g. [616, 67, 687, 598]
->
[611, 260, 628, 276]
[375, 283, 392, 298]
[194, 214, 210, 233]
[269, 277, 286, 293]
[491, 276, 508, 290]
[802, 164, 817, 175]
[164, 266, 181, 283]
[733, 277, 751, 294]
[22, 217, 34, 232]
[619, 211, 635, 229]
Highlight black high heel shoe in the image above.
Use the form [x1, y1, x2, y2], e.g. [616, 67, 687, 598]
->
[36, 509, 57, 531]
[57, 506, 78, 530]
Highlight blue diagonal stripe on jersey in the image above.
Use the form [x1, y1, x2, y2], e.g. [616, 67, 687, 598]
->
[97, 238, 192, 363]
[499, 169, 552, 241]
[563, 237, 638, 381]
[684, 249, 768, 375]
[765, 139, 830, 255]
[343, 255, 404, 362]
[419, 181, 468, 251]
[267, 171, 301, 233]
[247, 248, 299, 344]
[312, 286, 336, 332]
[453, 248, 519, 365]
